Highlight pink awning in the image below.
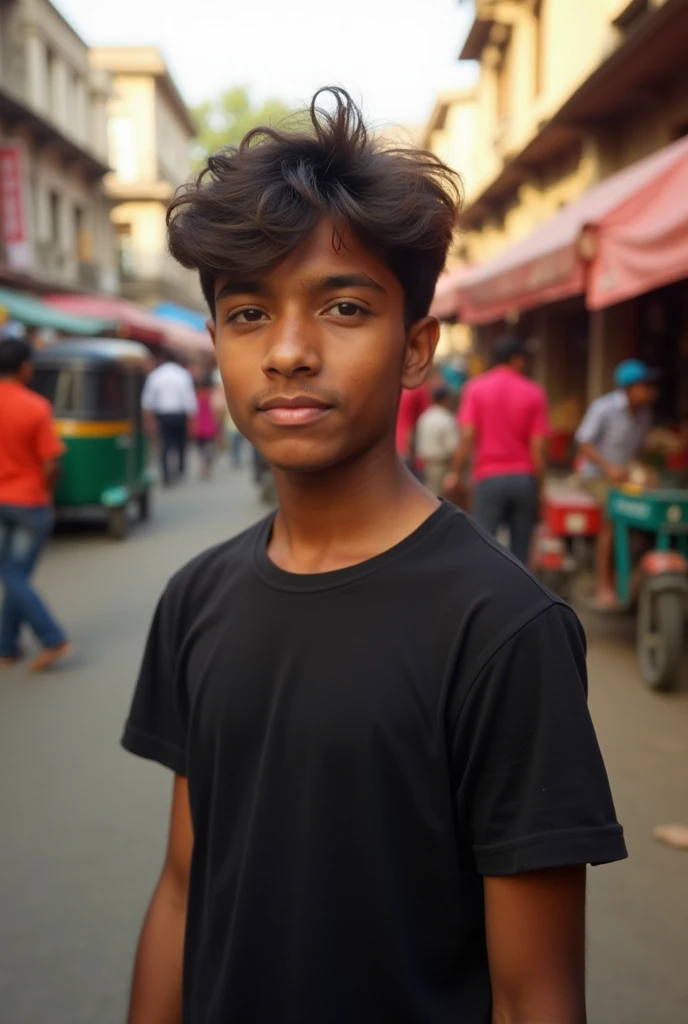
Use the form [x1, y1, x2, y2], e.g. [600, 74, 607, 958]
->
[588, 136, 688, 309]
[456, 134, 688, 324]
[44, 294, 213, 354]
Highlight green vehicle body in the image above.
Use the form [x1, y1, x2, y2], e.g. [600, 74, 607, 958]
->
[32, 339, 154, 535]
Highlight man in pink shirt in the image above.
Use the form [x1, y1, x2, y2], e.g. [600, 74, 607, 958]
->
[446, 337, 549, 564]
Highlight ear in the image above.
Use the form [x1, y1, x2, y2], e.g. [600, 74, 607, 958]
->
[206, 318, 217, 349]
[401, 316, 440, 389]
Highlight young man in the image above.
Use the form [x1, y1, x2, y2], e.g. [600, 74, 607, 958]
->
[123, 88, 626, 1024]
[446, 336, 550, 565]
[0, 337, 72, 671]
[416, 385, 459, 496]
[141, 351, 198, 486]
[576, 358, 659, 607]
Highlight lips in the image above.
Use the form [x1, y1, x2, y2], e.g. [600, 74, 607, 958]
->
[257, 395, 333, 427]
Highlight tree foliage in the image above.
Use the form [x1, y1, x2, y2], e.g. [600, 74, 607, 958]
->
[192, 87, 295, 167]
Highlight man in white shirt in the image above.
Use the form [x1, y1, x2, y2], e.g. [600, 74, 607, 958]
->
[141, 353, 198, 486]
[416, 386, 459, 496]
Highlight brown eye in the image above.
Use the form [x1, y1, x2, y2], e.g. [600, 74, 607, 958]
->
[230, 308, 266, 324]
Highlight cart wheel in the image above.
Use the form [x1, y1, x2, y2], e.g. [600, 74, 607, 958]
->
[138, 488, 152, 522]
[108, 505, 129, 541]
[637, 584, 685, 691]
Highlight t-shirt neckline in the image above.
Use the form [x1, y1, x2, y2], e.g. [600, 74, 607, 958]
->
[252, 500, 457, 593]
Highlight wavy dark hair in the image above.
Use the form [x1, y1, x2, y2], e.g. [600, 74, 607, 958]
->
[167, 87, 462, 327]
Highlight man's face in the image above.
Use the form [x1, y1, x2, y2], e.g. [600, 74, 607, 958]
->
[209, 220, 438, 474]
[627, 381, 658, 409]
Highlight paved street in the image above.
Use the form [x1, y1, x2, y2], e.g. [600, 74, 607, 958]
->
[0, 465, 687, 1024]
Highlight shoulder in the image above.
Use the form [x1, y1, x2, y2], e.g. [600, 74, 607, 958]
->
[420, 506, 563, 667]
[19, 387, 53, 422]
[160, 516, 269, 621]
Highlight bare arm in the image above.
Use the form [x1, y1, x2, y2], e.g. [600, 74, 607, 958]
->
[530, 436, 548, 496]
[444, 424, 475, 494]
[128, 775, 193, 1024]
[43, 457, 61, 493]
[486, 866, 587, 1024]
[578, 442, 627, 483]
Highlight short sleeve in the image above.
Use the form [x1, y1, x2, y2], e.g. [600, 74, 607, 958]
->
[35, 408, 65, 461]
[575, 397, 605, 445]
[450, 603, 627, 875]
[121, 592, 188, 775]
[457, 381, 476, 428]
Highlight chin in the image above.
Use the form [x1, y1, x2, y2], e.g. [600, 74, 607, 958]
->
[261, 440, 353, 476]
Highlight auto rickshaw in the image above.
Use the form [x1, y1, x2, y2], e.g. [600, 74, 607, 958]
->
[609, 484, 688, 691]
[31, 339, 154, 539]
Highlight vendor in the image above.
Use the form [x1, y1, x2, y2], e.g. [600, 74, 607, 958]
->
[576, 359, 660, 607]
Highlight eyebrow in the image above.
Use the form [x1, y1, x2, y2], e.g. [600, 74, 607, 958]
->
[215, 280, 269, 302]
[309, 274, 386, 295]
[214, 272, 387, 303]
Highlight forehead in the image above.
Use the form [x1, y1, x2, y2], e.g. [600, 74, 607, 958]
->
[214, 219, 401, 298]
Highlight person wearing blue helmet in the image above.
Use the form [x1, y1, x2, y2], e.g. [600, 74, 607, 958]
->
[576, 359, 660, 606]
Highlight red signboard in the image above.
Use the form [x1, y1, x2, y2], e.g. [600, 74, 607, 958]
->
[0, 142, 30, 267]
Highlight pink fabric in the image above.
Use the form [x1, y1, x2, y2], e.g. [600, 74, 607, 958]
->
[455, 134, 688, 324]
[589, 136, 688, 309]
[396, 385, 431, 456]
[195, 390, 218, 440]
[458, 367, 550, 481]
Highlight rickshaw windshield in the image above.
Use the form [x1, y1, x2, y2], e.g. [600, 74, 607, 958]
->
[32, 367, 129, 420]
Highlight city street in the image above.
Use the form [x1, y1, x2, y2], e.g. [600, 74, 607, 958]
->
[0, 465, 687, 1024]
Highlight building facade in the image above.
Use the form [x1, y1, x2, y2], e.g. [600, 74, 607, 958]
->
[90, 47, 203, 312]
[0, 0, 117, 292]
[428, 0, 688, 429]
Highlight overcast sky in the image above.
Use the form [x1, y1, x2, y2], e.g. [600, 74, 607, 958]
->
[54, 0, 476, 126]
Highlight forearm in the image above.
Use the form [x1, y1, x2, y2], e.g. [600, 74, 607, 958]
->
[128, 876, 187, 1024]
[578, 442, 613, 476]
[451, 435, 473, 475]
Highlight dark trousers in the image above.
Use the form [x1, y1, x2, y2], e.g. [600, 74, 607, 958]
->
[157, 413, 188, 485]
[473, 473, 539, 565]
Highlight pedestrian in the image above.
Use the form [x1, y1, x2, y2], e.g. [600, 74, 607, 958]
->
[575, 358, 659, 608]
[122, 88, 626, 1024]
[0, 337, 72, 671]
[141, 351, 198, 486]
[416, 385, 459, 496]
[193, 375, 218, 479]
[445, 336, 550, 564]
[396, 380, 431, 476]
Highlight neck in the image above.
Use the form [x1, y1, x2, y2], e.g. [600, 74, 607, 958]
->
[0, 374, 21, 383]
[269, 436, 438, 572]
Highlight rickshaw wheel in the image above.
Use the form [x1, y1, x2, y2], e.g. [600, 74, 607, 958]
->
[138, 488, 152, 522]
[108, 506, 130, 541]
[637, 584, 685, 691]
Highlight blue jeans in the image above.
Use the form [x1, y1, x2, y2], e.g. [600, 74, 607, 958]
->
[473, 474, 540, 565]
[0, 504, 67, 656]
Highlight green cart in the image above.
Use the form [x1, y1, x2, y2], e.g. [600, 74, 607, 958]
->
[32, 339, 154, 539]
[609, 486, 688, 690]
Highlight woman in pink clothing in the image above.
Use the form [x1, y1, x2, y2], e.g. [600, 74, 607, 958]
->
[194, 376, 220, 479]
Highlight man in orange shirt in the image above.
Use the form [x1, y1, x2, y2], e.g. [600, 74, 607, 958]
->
[0, 337, 72, 671]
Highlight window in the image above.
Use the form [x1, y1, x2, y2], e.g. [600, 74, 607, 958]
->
[32, 369, 84, 414]
[74, 205, 89, 262]
[49, 191, 61, 244]
[115, 222, 135, 278]
[45, 47, 55, 111]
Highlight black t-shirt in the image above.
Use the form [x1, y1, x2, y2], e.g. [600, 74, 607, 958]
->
[123, 502, 626, 1024]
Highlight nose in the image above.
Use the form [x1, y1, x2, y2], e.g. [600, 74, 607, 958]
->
[261, 310, 321, 379]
